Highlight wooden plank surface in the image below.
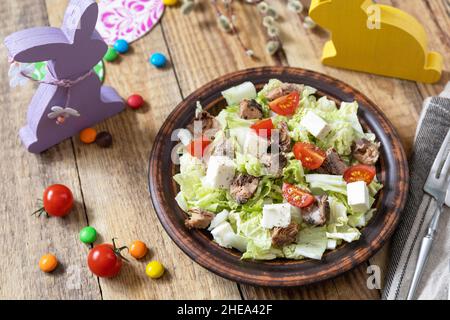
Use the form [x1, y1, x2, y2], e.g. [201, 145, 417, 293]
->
[0, 0, 101, 300]
[44, 0, 242, 300]
[0, 0, 448, 300]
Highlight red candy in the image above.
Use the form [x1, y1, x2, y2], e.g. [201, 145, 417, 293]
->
[127, 94, 144, 109]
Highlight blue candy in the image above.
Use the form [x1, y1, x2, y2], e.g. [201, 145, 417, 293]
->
[113, 39, 129, 54]
[150, 53, 167, 68]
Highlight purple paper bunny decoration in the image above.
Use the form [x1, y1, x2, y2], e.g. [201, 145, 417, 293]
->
[4, 0, 124, 153]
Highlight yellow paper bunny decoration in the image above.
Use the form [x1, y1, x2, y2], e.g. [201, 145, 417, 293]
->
[309, 0, 443, 83]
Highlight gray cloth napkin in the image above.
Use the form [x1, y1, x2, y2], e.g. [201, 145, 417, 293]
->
[382, 84, 450, 300]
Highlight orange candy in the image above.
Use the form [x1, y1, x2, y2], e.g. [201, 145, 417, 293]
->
[39, 254, 58, 273]
[79, 128, 97, 144]
[129, 240, 148, 259]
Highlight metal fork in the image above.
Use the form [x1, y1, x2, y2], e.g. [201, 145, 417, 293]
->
[407, 129, 450, 300]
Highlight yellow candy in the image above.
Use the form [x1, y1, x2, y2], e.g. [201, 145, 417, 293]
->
[162, 0, 178, 6]
[146, 261, 165, 279]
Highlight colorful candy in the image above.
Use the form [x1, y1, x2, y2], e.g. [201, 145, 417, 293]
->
[150, 53, 167, 68]
[79, 226, 97, 244]
[127, 94, 144, 109]
[130, 240, 148, 259]
[113, 39, 129, 54]
[145, 261, 165, 279]
[80, 128, 97, 144]
[163, 0, 178, 5]
[39, 254, 58, 273]
[104, 47, 118, 62]
[95, 131, 113, 148]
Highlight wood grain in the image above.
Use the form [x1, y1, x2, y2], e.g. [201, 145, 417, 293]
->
[42, 0, 242, 300]
[0, 0, 447, 299]
[0, 0, 100, 300]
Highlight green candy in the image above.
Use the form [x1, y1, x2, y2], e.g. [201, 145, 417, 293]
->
[31, 60, 105, 82]
[79, 226, 97, 244]
[104, 47, 118, 62]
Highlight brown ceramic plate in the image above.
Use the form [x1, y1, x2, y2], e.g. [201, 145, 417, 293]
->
[149, 67, 408, 287]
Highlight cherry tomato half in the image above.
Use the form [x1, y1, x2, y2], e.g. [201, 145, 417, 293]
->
[293, 142, 326, 170]
[187, 136, 211, 158]
[282, 183, 315, 208]
[42, 184, 74, 217]
[269, 91, 300, 116]
[87, 239, 128, 278]
[343, 164, 376, 185]
[250, 118, 274, 139]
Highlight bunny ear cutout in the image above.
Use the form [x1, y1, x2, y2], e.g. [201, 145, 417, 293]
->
[4, 27, 70, 63]
[62, 0, 98, 42]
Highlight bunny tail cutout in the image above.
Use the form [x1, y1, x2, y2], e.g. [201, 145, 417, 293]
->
[420, 52, 443, 84]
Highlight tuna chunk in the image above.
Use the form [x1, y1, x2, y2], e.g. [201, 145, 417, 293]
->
[278, 121, 291, 152]
[187, 110, 220, 138]
[230, 174, 260, 204]
[266, 83, 304, 101]
[316, 148, 348, 175]
[352, 138, 380, 165]
[185, 208, 215, 229]
[261, 152, 287, 177]
[239, 99, 263, 120]
[271, 222, 299, 247]
[301, 196, 330, 226]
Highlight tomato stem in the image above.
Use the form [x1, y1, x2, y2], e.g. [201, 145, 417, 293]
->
[112, 238, 129, 262]
[31, 207, 48, 218]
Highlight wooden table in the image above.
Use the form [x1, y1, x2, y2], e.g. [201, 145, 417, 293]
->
[0, 0, 448, 300]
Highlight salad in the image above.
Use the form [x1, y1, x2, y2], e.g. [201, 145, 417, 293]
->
[173, 79, 383, 261]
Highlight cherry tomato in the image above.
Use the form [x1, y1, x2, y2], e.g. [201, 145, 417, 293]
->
[293, 142, 326, 170]
[282, 183, 315, 208]
[343, 164, 376, 185]
[251, 118, 274, 139]
[269, 91, 300, 116]
[87, 239, 128, 278]
[129, 240, 148, 259]
[39, 253, 58, 273]
[187, 136, 211, 158]
[33, 184, 74, 217]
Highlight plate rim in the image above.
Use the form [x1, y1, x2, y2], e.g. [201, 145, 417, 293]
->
[148, 66, 409, 287]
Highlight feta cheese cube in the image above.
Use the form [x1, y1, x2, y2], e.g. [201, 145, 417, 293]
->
[300, 111, 331, 139]
[347, 181, 370, 213]
[203, 156, 236, 189]
[261, 203, 292, 229]
[243, 131, 269, 158]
